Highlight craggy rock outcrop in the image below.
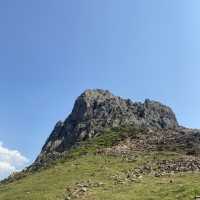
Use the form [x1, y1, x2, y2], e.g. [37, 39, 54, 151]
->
[34, 89, 178, 166]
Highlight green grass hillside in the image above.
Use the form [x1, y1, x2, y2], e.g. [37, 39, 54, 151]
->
[1, 127, 200, 200]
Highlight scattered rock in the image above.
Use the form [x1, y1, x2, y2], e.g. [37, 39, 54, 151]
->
[64, 180, 104, 199]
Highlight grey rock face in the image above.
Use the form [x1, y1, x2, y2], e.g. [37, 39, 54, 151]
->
[34, 89, 178, 165]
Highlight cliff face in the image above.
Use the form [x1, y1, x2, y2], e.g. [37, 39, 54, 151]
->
[34, 89, 178, 165]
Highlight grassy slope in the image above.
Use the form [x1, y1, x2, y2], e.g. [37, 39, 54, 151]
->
[0, 128, 200, 200]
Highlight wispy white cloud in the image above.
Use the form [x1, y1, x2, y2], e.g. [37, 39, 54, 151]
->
[0, 142, 29, 180]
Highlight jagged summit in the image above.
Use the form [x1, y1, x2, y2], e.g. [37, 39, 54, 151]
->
[2, 90, 200, 199]
[34, 89, 178, 165]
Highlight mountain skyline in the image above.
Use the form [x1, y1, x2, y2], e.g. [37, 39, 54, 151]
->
[1, 0, 200, 180]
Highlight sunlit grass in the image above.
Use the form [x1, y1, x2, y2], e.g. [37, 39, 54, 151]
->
[0, 127, 199, 200]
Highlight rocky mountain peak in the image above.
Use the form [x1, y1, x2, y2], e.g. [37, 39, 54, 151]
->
[34, 89, 178, 166]
[70, 89, 115, 121]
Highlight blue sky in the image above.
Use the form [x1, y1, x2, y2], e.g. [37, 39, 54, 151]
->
[0, 0, 200, 178]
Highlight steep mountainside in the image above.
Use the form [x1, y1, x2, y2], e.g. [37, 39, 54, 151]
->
[1, 89, 200, 200]
[34, 89, 178, 166]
